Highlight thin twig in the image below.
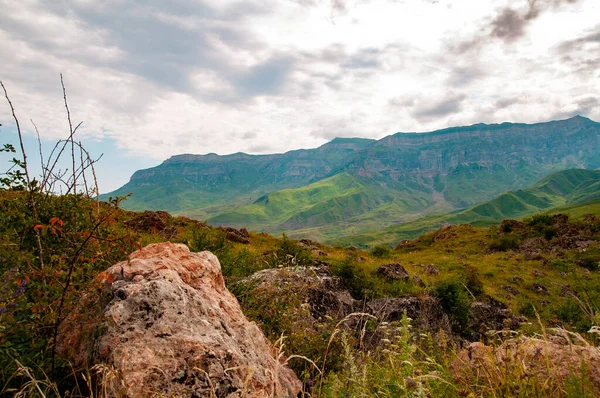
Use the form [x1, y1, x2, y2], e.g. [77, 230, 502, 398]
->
[1, 81, 44, 270]
[61, 74, 77, 195]
[30, 119, 46, 184]
[50, 205, 121, 375]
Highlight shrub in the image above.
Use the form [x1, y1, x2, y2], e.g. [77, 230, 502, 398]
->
[275, 234, 313, 267]
[370, 245, 391, 258]
[488, 236, 520, 252]
[464, 267, 484, 298]
[432, 279, 472, 333]
[572, 249, 600, 272]
[331, 258, 372, 299]
[526, 213, 553, 228]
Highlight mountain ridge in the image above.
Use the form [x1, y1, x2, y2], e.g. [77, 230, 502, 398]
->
[103, 116, 600, 241]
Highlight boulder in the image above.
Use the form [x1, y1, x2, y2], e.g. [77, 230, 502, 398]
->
[125, 210, 177, 239]
[468, 299, 526, 340]
[376, 263, 410, 281]
[366, 296, 451, 335]
[241, 266, 356, 320]
[219, 226, 251, 244]
[58, 242, 301, 398]
[452, 337, 600, 394]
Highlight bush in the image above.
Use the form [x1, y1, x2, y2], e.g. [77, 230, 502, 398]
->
[488, 236, 520, 252]
[432, 279, 472, 333]
[556, 299, 590, 332]
[275, 234, 313, 267]
[464, 267, 484, 298]
[572, 249, 600, 271]
[370, 245, 391, 258]
[331, 258, 372, 299]
[526, 213, 553, 228]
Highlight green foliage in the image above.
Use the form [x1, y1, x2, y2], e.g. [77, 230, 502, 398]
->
[432, 278, 472, 333]
[464, 267, 484, 297]
[526, 213, 553, 228]
[320, 313, 456, 397]
[274, 234, 313, 267]
[556, 300, 590, 332]
[489, 236, 521, 251]
[370, 244, 391, 258]
[572, 248, 600, 271]
[331, 258, 371, 299]
[0, 192, 141, 393]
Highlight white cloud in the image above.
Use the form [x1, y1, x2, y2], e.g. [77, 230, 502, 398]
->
[0, 0, 598, 165]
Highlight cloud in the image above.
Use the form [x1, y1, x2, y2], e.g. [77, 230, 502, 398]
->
[233, 56, 296, 97]
[1, 0, 599, 169]
[411, 93, 468, 120]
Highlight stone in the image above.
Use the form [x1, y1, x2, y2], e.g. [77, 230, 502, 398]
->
[423, 264, 440, 276]
[376, 263, 410, 281]
[468, 299, 526, 340]
[241, 266, 356, 320]
[125, 210, 177, 239]
[367, 296, 451, 335]
[452, 337, 600, 394]
[219, 226, 250, 244]
[58, 242, 301, 397]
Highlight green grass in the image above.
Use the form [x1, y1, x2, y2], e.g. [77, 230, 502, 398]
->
[334, 169, 600, 247]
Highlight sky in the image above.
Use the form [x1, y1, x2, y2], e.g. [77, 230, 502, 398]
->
[0, 0, 599, 192]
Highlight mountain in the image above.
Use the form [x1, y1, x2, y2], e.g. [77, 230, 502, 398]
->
[334, 168, 600, 247]
[103, 116, 600, 241]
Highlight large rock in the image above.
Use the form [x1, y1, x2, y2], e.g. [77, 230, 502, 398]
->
[241, 266, 356, 320]
[366, 296, 451, 335]
[59, 242, 301, 397]
[376, 263, 410, 281]
[452, 336, 600, 394]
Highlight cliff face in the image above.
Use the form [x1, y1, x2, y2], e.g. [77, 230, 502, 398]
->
[365, 116, 599, 173]
[103, 116, 600, 239]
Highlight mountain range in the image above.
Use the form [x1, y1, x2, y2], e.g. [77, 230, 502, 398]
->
[104, 116, 600, 243]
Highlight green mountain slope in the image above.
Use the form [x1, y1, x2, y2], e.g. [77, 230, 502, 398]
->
[103, 116, 600, 241]
[334, 169, 600, 247]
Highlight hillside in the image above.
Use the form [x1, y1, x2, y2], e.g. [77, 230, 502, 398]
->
[335, 169, 600, 247]
[4, 188, 600, 396]
[103, 116, 600, 240]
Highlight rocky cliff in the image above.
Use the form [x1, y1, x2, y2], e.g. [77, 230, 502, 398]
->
[103, 116, 600, 241]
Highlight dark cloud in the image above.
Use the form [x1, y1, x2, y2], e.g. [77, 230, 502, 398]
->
[551, 96, 599, 120]
[234, 57, 296, 97]
[492, 0, 580, 43]
[342, 48, 383, 69]
[412, 93, 467, 120]
[555, 26, 600, 79]
[0, 0, 295, 101]
[388, 96, 417, 108]
[446, 66, 485, 87]
[449, 0, 581, 53]
[490, 8, 527, 42]
[558, 28, 600, 53]
[495, 97, 521, 109]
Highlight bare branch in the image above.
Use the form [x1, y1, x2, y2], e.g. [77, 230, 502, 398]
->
[1, 81, 45, 270]
[61, 74, 77, 195]
[30, 118, 47, 184]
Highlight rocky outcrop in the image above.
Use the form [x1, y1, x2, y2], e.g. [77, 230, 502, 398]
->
[367, 296, 451, 335]
[241, 266, 356, 320]
[452, 336, 600, 394]
[468, 299, 526, 340]
[125, 210, 178, 239]
[218, 226, 251, 244]
[58, 243, 301, 398]
[376, 263, 410, 281]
